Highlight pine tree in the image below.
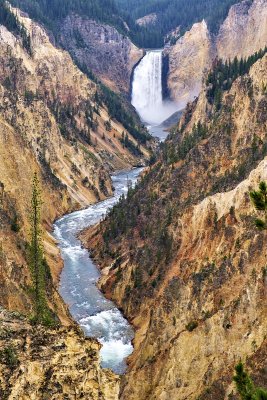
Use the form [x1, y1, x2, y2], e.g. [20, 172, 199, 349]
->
[234, 363, 255, 400]
[250, 181, 267, 230]
[29, 172, 47, 324]
[233, 363, 267, 400]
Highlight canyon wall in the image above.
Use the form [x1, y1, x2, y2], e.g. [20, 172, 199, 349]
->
[164, 20, 214, 108]
[217, 0, 267, 60]
[0, 6, 150, 320]
[84, 53, 267, 399]
[60, 15, 143, 93]
[0, 308, 119, 400]
[165, 0, 267, 105]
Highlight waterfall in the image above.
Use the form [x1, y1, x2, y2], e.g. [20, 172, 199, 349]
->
[132, 50, 177, 125]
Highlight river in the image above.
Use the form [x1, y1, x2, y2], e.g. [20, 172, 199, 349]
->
[54, 168, 142, 374]
[55, 49, 180, 375]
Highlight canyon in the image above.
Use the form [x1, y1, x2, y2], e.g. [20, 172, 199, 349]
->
[0, 6, 151, 398]
[0, 0, 266, 399]
[83, 50, 267, 400]
[0, 5, 152, 316]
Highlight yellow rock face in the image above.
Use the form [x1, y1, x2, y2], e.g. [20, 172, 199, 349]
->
[217, 0, 267, 60]
[165, 0, 267, 106]
[0, 7, 150, 318]
[85, 54, 267, 399]
[165, 20, 214, 106]
[0, 308, 120, 400]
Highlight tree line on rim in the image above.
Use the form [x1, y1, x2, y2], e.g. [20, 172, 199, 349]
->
[9, 0, 241, 48]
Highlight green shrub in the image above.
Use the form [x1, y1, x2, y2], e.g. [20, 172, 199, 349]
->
[233, 362, 267, 400]
[0, 346, 19, 369]
[185, 320, 198, 332]
[11, 214, 21, 232]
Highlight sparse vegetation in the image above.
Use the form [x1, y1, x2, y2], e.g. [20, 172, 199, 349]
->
[28, 173, 55, 327]
[11, 213, 21, 232]
[0, 346, 19, 369]
[206, 47, 267, 108]
[234, 363, 267, 400]
[163, 122, 208, 164]
[250, 181, 267, 230]
[73, 61, 152, 150]
[0, 0, 31, 53]
[185, 321, 198, 332]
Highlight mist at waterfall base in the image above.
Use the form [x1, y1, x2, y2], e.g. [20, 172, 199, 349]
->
[54, 169, 142, 374]
[132, 50, 178, 126]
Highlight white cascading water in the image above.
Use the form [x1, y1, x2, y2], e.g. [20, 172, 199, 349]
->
[54, 169, 143, 374]
[132, 50, 178, 125]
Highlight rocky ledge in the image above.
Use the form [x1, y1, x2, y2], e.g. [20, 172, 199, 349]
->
[0, 308, 120, 400]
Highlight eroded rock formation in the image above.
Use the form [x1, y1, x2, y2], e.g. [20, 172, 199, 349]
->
[60, 15, 143, 93]
[136, 13, 158, 27]
[164, 20, 214, 108]
[217, 0, 267, 60]
[165, 0, 267, 105]
[83, 53, 267, 399]
[0, 308, 119, 400]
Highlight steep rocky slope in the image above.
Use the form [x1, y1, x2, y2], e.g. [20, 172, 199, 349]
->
[165, 0, 267, 105]
[217, 0, 267, 60]
[136, 13, 158, 27]
[83, 53, 267, 399]
[0, 308, 119, 400]
[164, 20, 214, 108]
[0, 6, 151, 319]
[9, 0, 144, 93]
[0, 5, 152, 397]
[60, 15, 143, 93]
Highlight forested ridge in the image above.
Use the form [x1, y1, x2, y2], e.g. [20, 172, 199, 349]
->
[9, 0, 241, 48]
[0, 0, 31, 51]
[206, 47, 267, 109]
[116, 0, 241, 47]
[10, 0, 127, 37]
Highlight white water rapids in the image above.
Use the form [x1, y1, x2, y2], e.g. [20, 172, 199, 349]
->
[132, 49, 178, 126]
[54, 169, 142, 374]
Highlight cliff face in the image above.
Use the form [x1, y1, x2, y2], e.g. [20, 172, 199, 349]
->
[0, 308, 119, 400]
[217, 0, 267, 60]
[0, 7, 150, 319]
[0, 6, 152, 397]
[164, 20, 214, 108]
[166, 0, 267, 104]
[60, 15, 143, 93]
[84, 54, 267, 399]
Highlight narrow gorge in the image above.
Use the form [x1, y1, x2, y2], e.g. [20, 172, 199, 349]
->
[54, 169, 142, 374]
[0, 0, 266, 399]
[55, 48, 175, 375]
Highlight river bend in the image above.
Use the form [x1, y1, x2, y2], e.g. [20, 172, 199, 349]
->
[54, 168, 142, 374]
